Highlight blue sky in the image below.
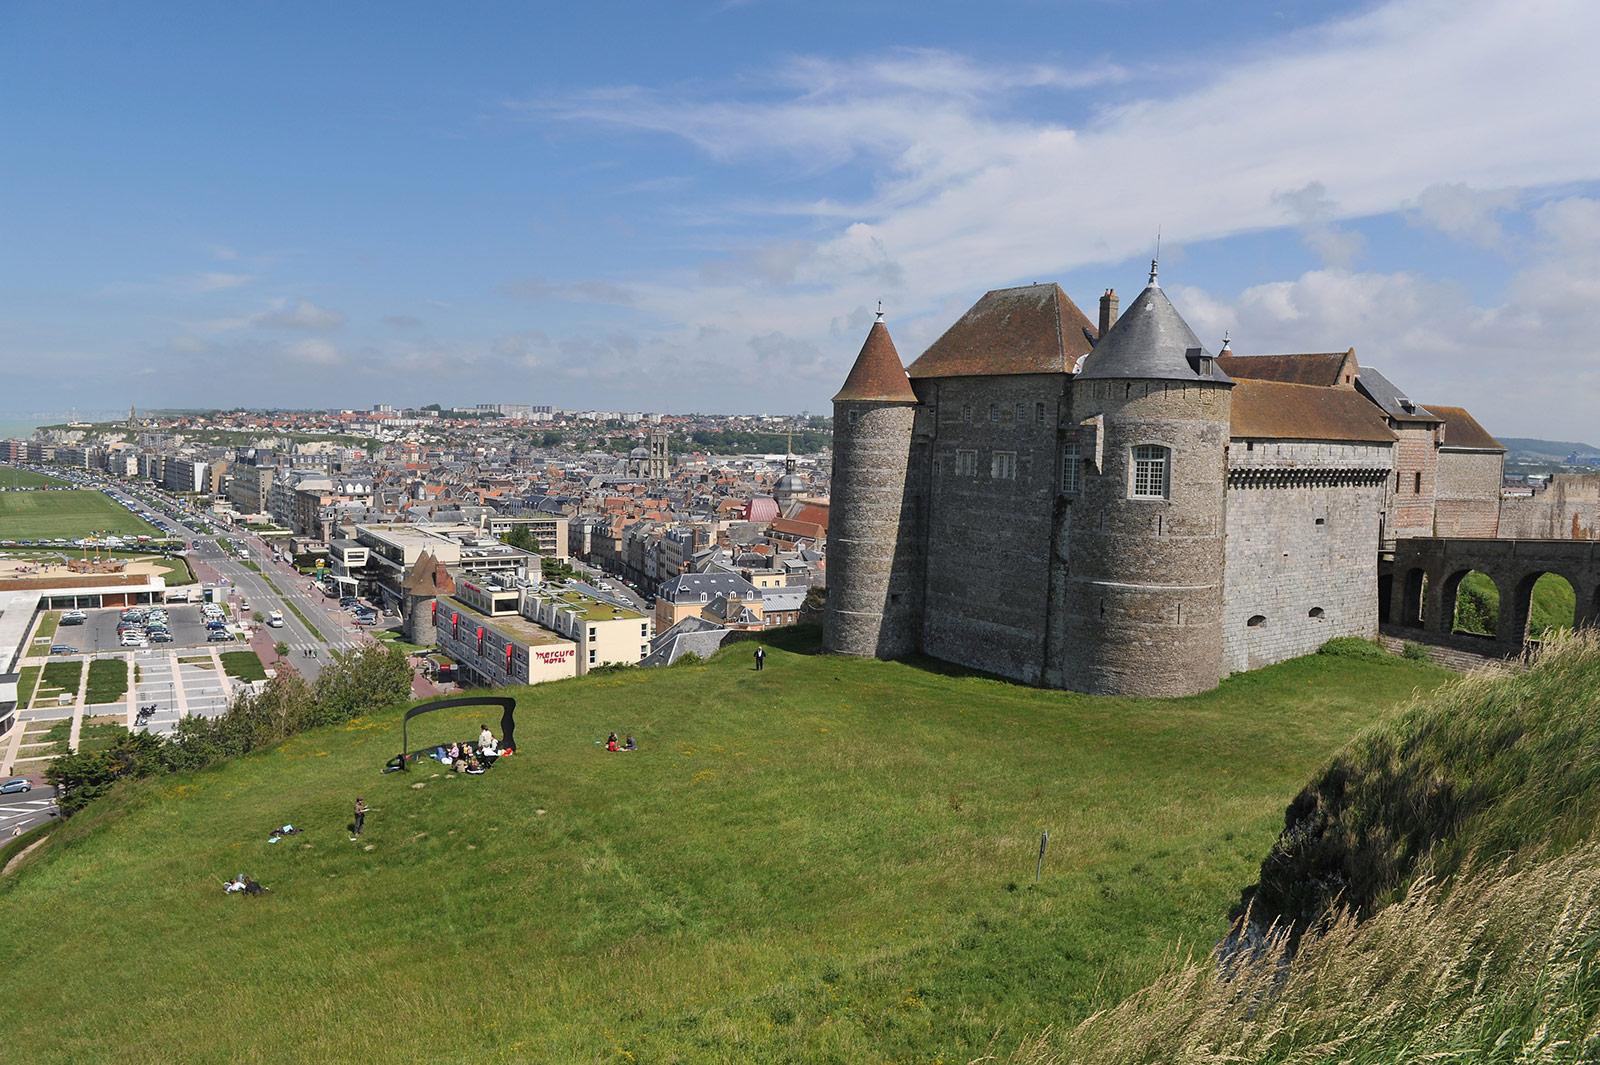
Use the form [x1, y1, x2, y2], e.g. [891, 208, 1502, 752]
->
[3, 0, 1599, 439]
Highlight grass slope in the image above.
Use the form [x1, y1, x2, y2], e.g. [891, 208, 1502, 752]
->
[0, 489, 160, 540]
[0, 635, 1447, 1064]
[0, 468, 68, 488]
[1051, 631, 1600, 1063]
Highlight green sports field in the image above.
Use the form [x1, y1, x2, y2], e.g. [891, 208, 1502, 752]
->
[0, 632, 1451, 1064]
[0, 489, 161, 540]
[0, 468, 68, 488]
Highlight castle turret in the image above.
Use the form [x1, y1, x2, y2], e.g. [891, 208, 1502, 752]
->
[823, 312, 923, 658]
[400, 550, 456, 646]
[1050, 261, 1234, 696]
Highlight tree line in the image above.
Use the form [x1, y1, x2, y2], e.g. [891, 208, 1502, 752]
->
[47, 644, 413, 817]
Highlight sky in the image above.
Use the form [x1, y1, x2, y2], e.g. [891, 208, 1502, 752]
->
[2, 0, 1599, 440]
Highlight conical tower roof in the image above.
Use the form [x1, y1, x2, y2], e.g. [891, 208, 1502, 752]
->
[1077, 263, 1232, 385]
[833, 319, 917, 403]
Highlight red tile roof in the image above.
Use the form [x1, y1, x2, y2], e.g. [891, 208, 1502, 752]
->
[907, 283, 1094, 379]
[834, 321, 916, 403]
[1230, 379, 1396, 444]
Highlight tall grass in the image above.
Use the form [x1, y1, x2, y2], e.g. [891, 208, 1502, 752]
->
[1008, 631, 1600, 1064]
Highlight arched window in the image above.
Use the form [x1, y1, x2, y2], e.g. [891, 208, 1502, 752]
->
[1131, 445, 1169, 499]
[1247, 614, 1266, 628]
[1308, 607, 1325, 619]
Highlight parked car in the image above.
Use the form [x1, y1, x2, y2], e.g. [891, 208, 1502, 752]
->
[49, 645, 78, 655]
[150, 631, 174, 642]
[0, 778, 31, 794]
[60, 611, 87, 625]
[207, 629, 233, 642]
[355, 614, 379, 625]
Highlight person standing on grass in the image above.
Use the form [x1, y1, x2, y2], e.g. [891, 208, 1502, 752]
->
[352, 796, 369, 839]
[754, 645, 765, 671]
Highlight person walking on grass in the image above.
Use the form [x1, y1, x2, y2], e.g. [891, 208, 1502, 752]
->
[352, 796, 369, 840]
[754, 645, 765, 671]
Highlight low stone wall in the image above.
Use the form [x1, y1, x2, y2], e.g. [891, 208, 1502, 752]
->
[1377, 624, 1526, 673]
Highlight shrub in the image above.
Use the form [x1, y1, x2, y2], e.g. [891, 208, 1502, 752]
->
[1317, 636, 1387, 660]
[1401, 640, 1430, 661]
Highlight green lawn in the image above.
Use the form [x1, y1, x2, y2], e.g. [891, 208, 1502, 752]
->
[0, 467, 68, 488]
[37, 660, 82, 698]
[16, 665, 40, 708]
[34, 611, 60, 641]
[0, 636, 1451, 1064]
[1453, 570, 1576, 637]
[218, 650, 267, 682]
[0, 490, 160, 540]
[85, 658, 129, 705]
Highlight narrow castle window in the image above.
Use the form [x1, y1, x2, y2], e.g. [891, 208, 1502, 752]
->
[1315, 517, 1326, 526]
[847, 410, 859, 426]
[1015, 402, 1025, 423]
[1061, 443, 1081, 494]
[962, 405, 972, 423]
[1036, 402, 1046, 424]
[1131, 445, 1169, 499]
[992, 451, 1017, 480]
[990, 404, 999, 423]
[1414, 471, 1422, 493]
[955, 450, 977, 476]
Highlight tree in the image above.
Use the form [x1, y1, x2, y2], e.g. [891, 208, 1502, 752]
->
[274, 641, 290, 659]
[505, 524, 537, 552]
[311, 643, 413, 727]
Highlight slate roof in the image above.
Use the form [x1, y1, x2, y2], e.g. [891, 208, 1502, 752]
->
[907, 283, 1094, 379]
[1077, 277, 1233, 385]
[1214, 350, 1357, 388]
[1426, 405, 1505, 451]
[1355, 367, 1439, 424]
[834, 320, 917, 403]
[658, 572, 760, 602]
[1229, 379, 1397, 444]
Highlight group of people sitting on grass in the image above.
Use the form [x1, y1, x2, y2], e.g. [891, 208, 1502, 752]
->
[605, 732, 637, 752]
[423, 725, 508, 774]
[222, 873, 270, 896]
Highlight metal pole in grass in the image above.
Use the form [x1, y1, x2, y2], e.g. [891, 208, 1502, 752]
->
[1036, 831, 1048, 885]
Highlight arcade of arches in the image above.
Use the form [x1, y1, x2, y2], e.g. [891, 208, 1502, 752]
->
[1384, 538, 1597, 654]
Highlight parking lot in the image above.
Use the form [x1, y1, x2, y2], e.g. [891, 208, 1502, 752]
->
[54, 603, 238, 654]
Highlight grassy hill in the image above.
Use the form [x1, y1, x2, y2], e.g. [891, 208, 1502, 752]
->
[0, 632, 1447, 1064]
[1046, 632, 1600, 1063]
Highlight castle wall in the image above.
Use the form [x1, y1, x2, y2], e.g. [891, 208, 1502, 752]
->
[912, 375, 1067, 683]
[1498, 474, 1600, 540]
[1434, 449, 1503, 537]
[1051, 378, 1230, 697]
[1221, 440, 1390, 674]
[822, 400, 923, 657]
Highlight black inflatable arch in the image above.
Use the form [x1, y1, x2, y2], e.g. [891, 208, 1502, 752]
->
[400, 695, 516, 769]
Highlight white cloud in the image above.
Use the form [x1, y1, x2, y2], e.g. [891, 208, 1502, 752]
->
[193, 272, 253, 292]
[504, 0, 1600, 432]
[283, 338, 341, 365]
[252, 299, 347, 330]
[1410, 184, 1519, 248]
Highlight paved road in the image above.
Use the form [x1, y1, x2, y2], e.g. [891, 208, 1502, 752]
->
[0, 787, 62, 838]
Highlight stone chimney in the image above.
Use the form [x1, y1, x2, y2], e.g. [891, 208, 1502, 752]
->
[1098, 289, 1119, 338]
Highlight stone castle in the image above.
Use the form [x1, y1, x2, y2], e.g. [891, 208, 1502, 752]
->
[822, 262, 1506, 697]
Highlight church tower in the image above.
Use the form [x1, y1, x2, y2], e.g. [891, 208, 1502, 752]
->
[823, 311, 923, 658]
[647, 431, 669, 480]
[1049, 262, 1234, 696]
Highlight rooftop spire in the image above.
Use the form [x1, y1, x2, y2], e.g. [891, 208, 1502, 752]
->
[875, 300, 884, 323]
[1220, 330, 1231, 355]
[1148, 257, 1160, 288]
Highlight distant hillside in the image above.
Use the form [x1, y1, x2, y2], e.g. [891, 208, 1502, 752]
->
[1053, 633, 1600, 1063]
[1501, 436, 1600, 461]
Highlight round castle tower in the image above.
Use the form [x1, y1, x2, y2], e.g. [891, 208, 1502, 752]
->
[1055, 262, 1233, 697]
[823, 312, 921, 659]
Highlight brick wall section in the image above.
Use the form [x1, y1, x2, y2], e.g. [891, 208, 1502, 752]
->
[1051, 377, 1231, 697]
[1434, 450, 1503, 537]
[1221, 441, 1389, 674]
[914, 375, 1065, 683]
[1384, 425, 1438, 542]
[1377, 627, 1525, 673]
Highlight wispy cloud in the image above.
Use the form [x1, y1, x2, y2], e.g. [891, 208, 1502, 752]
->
[252, 298, 347, 330]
